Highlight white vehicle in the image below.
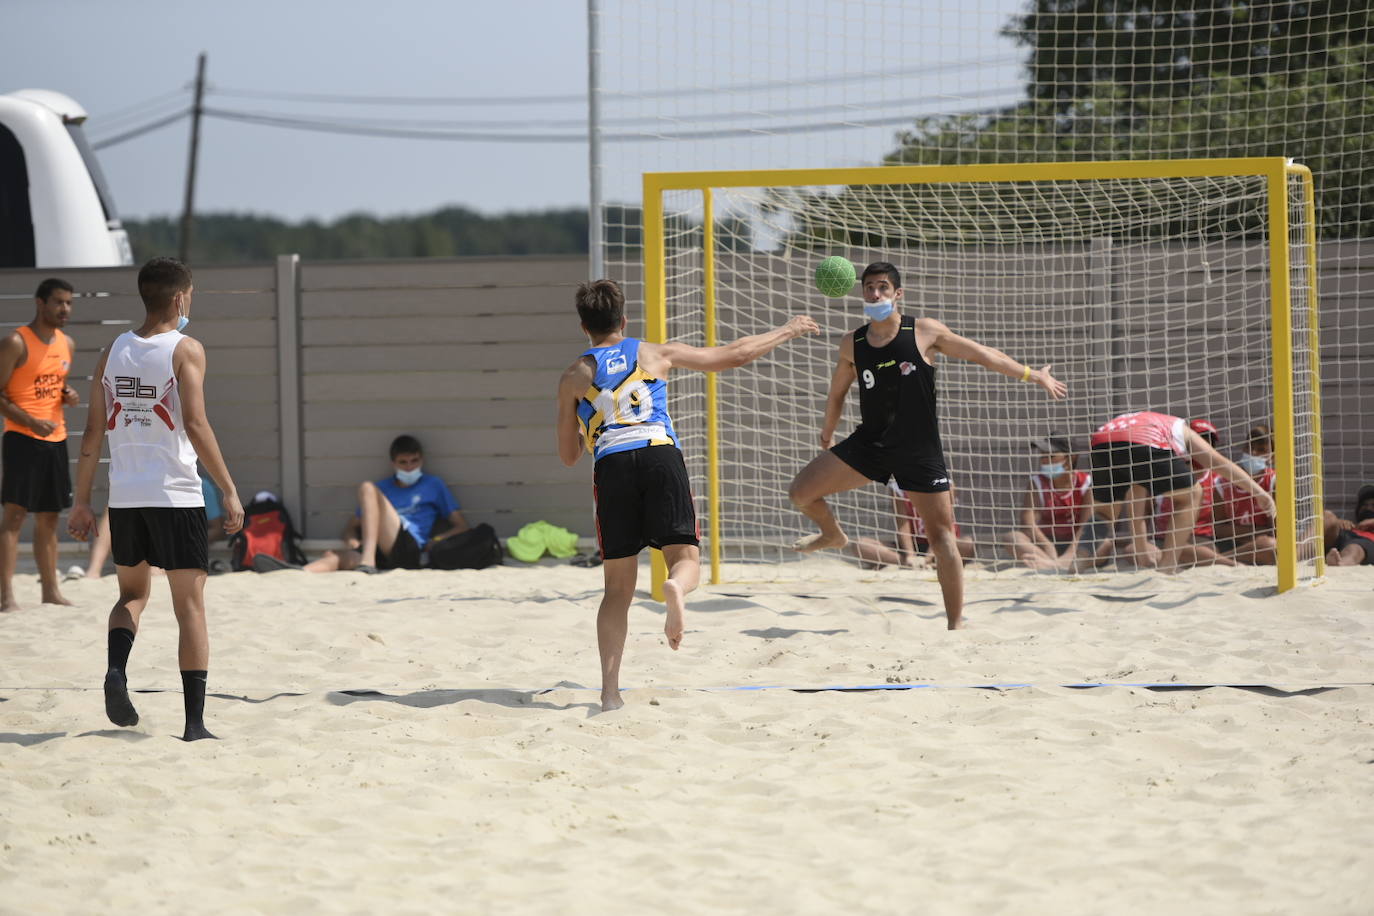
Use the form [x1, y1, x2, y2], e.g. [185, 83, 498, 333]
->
[0, 89, 133, 269]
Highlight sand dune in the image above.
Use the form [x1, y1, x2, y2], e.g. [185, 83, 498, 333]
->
[2, 561, 1372, 915]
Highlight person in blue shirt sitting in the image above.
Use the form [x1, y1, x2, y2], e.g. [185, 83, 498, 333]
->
[307, 434, 468, 573]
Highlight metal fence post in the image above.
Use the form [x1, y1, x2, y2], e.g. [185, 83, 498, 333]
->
[275, 254, 304, 531]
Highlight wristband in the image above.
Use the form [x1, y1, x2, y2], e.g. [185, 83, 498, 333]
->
[1020, 365, 1032, 383]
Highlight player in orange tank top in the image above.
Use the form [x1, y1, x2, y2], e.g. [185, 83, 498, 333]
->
[0, 278, 81, 611]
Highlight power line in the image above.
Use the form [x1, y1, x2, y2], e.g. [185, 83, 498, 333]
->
[90, 109, 190, 150]
[202, 98, 1020, 144]
[204, 55, 1023, 107]
[205, 86, 1022, 132]
[94, 88, 190, 127]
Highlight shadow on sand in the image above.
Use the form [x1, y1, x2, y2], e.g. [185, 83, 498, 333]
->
[326, 682, 600, 715]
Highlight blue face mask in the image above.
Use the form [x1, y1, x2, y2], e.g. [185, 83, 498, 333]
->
[1238, 453, 1269, 475]
[863, 299, 895, 322]
[395, 466, 423, 486]
[176, 315, 189, 332]
[1040, 462, 1066, 476]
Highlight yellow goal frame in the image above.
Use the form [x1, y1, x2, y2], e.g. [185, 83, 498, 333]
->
[642, 158, 1321, 595]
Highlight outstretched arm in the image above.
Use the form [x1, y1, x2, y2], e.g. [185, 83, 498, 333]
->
[919, 317, 1066, 399]
[1185, 430, 1276, 518]
[647, 315, 819, 373]
[555, 358, 594, 467]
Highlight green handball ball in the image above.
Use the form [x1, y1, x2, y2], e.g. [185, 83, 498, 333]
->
[815, 256, 857, 298]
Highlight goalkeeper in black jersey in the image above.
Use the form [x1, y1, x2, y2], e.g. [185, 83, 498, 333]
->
[788, 261, 1066, 629]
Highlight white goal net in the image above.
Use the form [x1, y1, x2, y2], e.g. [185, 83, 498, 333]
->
[649, 162, 1320, 588]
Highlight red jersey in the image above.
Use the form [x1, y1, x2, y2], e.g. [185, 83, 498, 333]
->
[1217, 468, 1277, 528]
[1090, 411, 1187, 455]
[1155, 470, 1221, 538]
[1030, 470, 1091, 541]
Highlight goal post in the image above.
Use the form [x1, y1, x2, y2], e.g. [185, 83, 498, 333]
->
[643, 158, 1321, 593]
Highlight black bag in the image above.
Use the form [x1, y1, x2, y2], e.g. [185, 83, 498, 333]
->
[426, 522, 503, 570]
[228, 498, 308, 572]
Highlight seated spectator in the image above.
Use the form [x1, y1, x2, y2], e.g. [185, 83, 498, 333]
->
[1002, 434, 1097, 571]
[1153, 418, 1236, 568]
[848, 479, 974, 570]
[1326, 484, 1374, 567]
[1213, 423, 1278, 564]
[306, 434, 467, 573]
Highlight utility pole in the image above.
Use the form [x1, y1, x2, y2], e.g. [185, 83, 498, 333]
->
[586, 0, 603, 279]
[178, 52, 207, 263]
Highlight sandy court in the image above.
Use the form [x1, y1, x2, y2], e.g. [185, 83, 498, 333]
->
[1, 560, 1372, 915]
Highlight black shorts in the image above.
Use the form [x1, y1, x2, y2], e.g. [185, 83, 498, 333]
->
[1089, 442, 1194, 504]
[0, 431, 72, 513]
[109, 506, 209, 571]
[594, 445, 699, 561]
[378, 527, 422, 570]
[831, 435, 950, 493]
[1333, 530, 1374, 566]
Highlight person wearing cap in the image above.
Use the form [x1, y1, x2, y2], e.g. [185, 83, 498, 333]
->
[1325, 483, 1374, 567]
[1213, 423, 1279, 564]
[1003, 434, 1098, 571]
[1088, 410, 1273, 572]
[1152, 419, 1236, 568]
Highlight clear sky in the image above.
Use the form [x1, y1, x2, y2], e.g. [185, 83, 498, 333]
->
[2, 0, 1028, 222]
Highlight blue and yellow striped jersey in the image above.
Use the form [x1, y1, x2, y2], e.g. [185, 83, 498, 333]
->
[576, 338, 678, 461]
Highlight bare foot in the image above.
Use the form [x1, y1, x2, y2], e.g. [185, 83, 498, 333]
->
[1326, 547, 1343, 567]
[599, 691, 624, 712]
[0, 596, 19, 613]
[663, 579, 685, 650]
[181, 724, 218, 742]
[41, 592, 75, 607]
[947, 618, 965, 630]
[792, 531, 848, 553]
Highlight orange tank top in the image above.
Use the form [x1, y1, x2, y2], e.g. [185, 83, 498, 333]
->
[4, 326, 73, 442]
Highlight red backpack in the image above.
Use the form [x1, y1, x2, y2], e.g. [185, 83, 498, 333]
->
[229, 497, 307, 571]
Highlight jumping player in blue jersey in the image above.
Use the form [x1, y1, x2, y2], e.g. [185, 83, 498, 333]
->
[557, 279, 818, 711]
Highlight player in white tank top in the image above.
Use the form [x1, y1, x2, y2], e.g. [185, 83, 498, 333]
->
[101, 328, 203, 508]
[67, 258, 244, 742]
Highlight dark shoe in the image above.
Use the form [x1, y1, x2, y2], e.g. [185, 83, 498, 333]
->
[208, 559, 231, 575]
[356, 564, 378, 575]
[252, 554, 304, 573]
[570, 551, 603, 568]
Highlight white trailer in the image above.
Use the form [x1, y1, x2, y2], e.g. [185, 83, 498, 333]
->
[0, 89, 134, 269]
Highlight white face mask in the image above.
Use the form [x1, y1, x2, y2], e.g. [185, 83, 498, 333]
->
[1040, 462, 1066, 477]
[1238, 453, 1270, 475]
[395, 466, 423, 485]
[863, 299, 895, 321]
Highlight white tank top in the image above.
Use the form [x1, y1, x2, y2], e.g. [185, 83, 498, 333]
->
[102, 330, 203, 508]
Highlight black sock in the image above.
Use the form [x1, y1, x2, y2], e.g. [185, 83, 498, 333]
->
[181, 670, 208, 728]
[107, 628, 135, 673]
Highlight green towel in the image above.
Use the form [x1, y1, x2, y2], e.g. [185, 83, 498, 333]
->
[506, 521, 581, 562]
